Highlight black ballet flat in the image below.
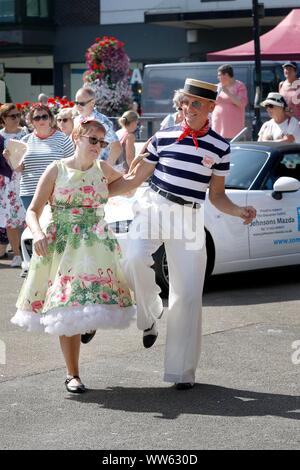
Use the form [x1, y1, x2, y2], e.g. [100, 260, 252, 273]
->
[65, 375, 86, 394]
[174, 382, 195, 391]
[81, 330, 96, 344]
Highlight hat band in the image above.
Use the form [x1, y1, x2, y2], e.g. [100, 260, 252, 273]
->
[184, 84, 217, 101]
[267, 97, 285, 105]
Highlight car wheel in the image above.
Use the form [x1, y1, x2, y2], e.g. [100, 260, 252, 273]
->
[152, 231, 215, 295]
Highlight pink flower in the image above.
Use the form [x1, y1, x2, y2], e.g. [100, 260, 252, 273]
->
[31, 300, 44, 312]
[82, 198, 93, 207]
[59, 275, 74, 286]
[92, 223, 104, 235]
[81, 186, 95, 195]
[99, 292, 110, 302]
[72, 225, 80, 234]
[58, 188, 73, 195]
[60, 293, 68, 303]
[71, 208, 81, 215]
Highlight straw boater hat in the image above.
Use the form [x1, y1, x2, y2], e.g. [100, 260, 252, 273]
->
[180, 78, 217, 102]
[260, 92, 288, 108]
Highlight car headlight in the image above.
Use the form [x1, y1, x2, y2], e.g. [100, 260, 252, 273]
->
[108, 220, 132, 233]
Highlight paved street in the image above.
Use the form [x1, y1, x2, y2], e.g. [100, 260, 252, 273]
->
[0, 254, 300, 450]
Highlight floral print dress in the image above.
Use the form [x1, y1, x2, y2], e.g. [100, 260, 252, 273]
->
[0, 128, 27, 229]
[12, 159, 135, 336]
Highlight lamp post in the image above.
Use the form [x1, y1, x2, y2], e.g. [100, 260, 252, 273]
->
[252, 0, 263, 140]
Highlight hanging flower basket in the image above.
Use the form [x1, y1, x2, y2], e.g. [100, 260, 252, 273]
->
[84, 36, 133, 116]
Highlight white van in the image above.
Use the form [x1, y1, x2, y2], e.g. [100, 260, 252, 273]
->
[140, 61, 285, 139]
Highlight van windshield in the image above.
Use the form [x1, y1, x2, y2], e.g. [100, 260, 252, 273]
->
[142, 66, 219, 115]
[142, 64, 248, 115]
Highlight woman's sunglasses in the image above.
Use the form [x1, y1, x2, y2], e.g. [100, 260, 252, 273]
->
[32, 114, 50, 122]
[265, 104, 275, 109]
[57, 118, 70, 123]
[6, 113, 21, 120]
[82, 135, 108, 148]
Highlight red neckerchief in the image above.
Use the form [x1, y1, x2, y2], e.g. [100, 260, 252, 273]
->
[176, 120, 209, 149]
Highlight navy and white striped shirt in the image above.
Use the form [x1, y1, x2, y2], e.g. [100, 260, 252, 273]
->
[145, 125, 230, 205]
[20, 131, 74, 196]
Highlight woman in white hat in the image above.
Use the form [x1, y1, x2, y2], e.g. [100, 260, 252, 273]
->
[258, 92, 300, 143]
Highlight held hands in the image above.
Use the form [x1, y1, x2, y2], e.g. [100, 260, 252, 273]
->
[221, 86, 230, 95]
[128, 152, 150, 174]
[33, 230, 48, 257]
[236, 206, 257, 225]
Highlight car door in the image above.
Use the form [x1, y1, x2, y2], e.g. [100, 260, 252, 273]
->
[248, 151, 300, 258]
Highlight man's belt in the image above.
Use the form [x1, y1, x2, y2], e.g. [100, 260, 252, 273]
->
[150, 182, 201, 209]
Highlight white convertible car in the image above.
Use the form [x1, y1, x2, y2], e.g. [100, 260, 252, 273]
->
[21, 142, 300, 293]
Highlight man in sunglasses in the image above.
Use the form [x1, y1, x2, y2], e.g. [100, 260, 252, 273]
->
[109, 78, 256, 390]
[74, 87, 121, 165]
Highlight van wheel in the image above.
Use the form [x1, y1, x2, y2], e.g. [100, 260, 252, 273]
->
[152, 233, 215, 296]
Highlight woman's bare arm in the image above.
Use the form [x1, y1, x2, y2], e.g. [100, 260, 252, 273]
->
[26, 163, 58, 256]
[100, 158, 155, 197]
[125, 133, 136, 167]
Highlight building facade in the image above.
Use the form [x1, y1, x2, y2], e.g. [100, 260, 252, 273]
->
[0, 0, 298, 102]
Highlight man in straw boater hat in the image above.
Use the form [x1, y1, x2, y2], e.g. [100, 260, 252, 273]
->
[108, 78, 256, 390]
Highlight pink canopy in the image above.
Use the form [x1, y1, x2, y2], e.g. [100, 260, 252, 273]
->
[207, 9, 300, 61]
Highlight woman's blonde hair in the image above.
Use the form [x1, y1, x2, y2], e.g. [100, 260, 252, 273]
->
[56, 107, 74, 120]
[118, 110, 139, 128]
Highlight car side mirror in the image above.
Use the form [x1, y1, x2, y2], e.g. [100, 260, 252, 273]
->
[272, 176, 300, 200]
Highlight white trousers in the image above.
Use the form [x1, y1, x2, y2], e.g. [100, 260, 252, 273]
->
[121, 189, 207, 383]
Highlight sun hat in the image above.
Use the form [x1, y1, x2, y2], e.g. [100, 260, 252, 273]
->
[180, 78, 217, 102]
[260, 92, 288, 108]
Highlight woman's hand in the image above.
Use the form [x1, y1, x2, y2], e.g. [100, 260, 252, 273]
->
[33, 230, 48, 257]
[14, 162, 24, 173]
[3, 148, 10, 162]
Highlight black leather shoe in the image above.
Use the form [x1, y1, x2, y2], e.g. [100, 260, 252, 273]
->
[175, 382, 195, 390]
[81, 330, 96, 344]
[65, 375, 86, 394]
[143, 323, 158, 348]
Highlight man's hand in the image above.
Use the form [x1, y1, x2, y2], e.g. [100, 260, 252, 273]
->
[236, 206, 256, 225]
[128, 152, 150, 174]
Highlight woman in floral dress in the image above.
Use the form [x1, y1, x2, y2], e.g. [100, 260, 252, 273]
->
[11, 118, 135, 393]
[0, 104, 28, 267]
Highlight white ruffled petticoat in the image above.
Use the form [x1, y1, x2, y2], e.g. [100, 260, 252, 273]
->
[11, 304, 136, 336]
